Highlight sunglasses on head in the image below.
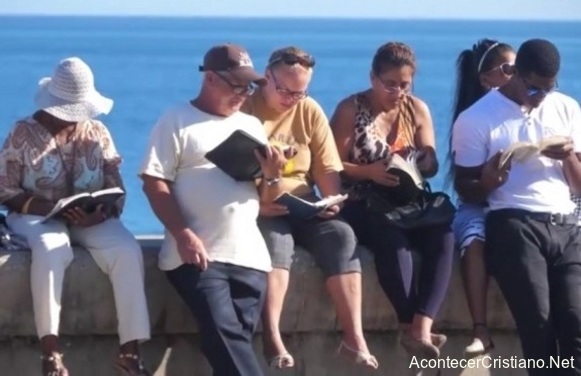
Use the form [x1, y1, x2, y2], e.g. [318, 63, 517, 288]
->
[268, 53, 316, 68]
[213, 71, 257, 96]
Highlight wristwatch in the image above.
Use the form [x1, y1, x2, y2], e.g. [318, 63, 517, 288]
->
[265, 177, 280, 186]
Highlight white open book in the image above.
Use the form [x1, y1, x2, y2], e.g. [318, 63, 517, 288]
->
[498, 135, 570, 169]
[274, 193, 348, 219]
[42, 187, 125, 223]
[386, 153, 424, 189]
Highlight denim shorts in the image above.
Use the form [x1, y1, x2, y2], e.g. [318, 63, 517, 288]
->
[452, 203, 487, 257]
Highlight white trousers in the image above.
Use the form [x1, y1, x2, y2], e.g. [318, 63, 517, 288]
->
[7, 214, 151, 344]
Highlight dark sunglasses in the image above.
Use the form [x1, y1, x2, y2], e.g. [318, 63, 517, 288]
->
[213, 71, 256, 96]
[268, 53, 316, 68]
[522, 77, 558, 97]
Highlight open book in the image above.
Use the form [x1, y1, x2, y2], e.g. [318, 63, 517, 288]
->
[386, 153, 424, 190]
[205, 129, 267, 181]
[498, 135, 570, 169]
[42, 187, 125, 223]
[274, 193, 348, 219]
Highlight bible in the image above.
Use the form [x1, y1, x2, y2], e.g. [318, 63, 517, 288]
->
[42, 187, 125, 223]
[382, 152, 426, 205]
[386, 153, 424, 190]
[274, 193, 348, 219]
[205, 129, 267, 181]
[498, 135, 570, 169]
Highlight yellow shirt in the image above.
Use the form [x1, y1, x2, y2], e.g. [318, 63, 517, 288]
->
[242, 91, 343, 197]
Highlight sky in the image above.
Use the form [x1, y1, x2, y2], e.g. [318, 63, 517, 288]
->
[1, 0, 580, 20]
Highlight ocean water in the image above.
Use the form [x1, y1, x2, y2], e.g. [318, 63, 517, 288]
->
[0, 16, 580, 234]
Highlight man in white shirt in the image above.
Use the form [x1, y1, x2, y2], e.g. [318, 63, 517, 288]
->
[139, 43, 285, 376]
[453, 39, 581, 375]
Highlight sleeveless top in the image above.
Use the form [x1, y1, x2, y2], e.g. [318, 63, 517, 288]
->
[349, 92, 417, 165]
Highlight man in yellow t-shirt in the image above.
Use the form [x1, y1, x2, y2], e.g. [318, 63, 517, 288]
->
[241, 46, 378, 370]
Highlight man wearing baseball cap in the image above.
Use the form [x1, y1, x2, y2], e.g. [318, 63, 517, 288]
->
[199, 44, 267, 85]
[140, 43, 283, 375]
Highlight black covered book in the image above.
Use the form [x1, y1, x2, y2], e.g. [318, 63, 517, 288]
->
[205, 129, 267, 181]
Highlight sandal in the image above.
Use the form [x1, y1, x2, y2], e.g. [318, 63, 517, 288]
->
[266, 352, 295, 369]
[337, 341, 379, 369]
[41, 352, 69, 376]
[114, 353, 151, 376]
[400, 331, 440, 360]
[431, 333, 447, 348]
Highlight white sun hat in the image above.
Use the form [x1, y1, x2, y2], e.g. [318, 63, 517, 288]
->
[34, 57, 113, 122]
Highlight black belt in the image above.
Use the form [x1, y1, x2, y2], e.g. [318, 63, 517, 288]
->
[489, 209, 578, 225]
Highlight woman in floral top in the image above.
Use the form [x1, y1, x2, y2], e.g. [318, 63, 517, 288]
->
[0, 57, 150, 376]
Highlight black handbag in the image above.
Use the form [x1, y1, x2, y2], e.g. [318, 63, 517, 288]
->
[356, 181, 456, 230]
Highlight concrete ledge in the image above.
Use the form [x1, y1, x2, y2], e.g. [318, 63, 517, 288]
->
[0, 236, 515, 336]
[0, 236, 523, 375]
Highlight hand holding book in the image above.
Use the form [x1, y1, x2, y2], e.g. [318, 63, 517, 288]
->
[42, 187, 125, 223]
[539, 136, 574, 161]
[205, 129, 299, 181]
[62, 204, 108, 227]
[498, 135, 571, 169]
[480, 151, 511, 192]
[254, 144, 287, 180]
[317, 201, 342, 219]
[273, 193, 348, 219]
[365, 159, 400, 187]
[259, 201, 290, 217]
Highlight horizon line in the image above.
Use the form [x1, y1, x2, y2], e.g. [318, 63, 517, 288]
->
[0, 13, 580, 22]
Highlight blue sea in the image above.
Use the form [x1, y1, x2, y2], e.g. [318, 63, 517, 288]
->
[1, 16, 580, 234]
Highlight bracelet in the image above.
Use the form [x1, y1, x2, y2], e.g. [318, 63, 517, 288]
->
[21, 196, 35, 214]
[265, 177, 280, 186]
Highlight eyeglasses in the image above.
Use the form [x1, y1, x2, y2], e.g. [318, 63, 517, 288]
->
[269, 70, 308, 101]
[268, 53, 316, 68]
[213, 71, 256, 96]
[521, 77, 558, 97]
[375, 76, 412, 95]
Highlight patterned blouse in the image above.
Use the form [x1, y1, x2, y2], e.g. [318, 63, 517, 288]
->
[0, 117, 124, 208]
[349, 92, 417, 164]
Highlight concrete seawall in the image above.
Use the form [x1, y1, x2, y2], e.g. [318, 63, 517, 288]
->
[0, 236, 527, 375]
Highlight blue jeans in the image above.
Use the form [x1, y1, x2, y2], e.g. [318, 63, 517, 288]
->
[166, 262, 267, 376]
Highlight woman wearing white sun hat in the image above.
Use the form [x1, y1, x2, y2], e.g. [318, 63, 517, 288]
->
[0, 57, 151, 376]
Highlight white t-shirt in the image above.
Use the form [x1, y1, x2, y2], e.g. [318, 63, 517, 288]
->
[453, 90, 581, 214]
[139, 102, 272, 272]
